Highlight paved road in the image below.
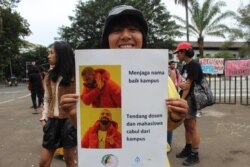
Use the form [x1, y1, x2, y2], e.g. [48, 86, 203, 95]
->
[0, 85, 250, 167]
[0, 85, 64, 167]
[0, 84, 29, 103]
[169, 104, 250, 167]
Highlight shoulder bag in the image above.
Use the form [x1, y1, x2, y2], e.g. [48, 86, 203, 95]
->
[191, 77, 215, 110]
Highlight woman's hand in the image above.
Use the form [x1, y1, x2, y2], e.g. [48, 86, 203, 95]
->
[60, 94, 79, 112]
[40, 119, 47, 128]
[166, 98, 188, 122]
[60, 94, 79, 128]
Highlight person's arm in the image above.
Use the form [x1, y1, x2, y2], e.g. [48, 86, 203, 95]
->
[167, 77, 188, 130]
[178, 79, 192, 99]
[108, 80, 121, 107]
[28, 75, 32, 91]
[40, 78, 48, 127]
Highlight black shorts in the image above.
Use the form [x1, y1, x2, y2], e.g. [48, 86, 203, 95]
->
[186, 95, 197, 119]
[42, 118, 77, 150]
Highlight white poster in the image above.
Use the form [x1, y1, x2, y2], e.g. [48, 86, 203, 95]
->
[75, 49, 168, 167]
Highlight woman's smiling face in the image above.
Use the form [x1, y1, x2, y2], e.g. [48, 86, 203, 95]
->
[108, 25, 143, 49]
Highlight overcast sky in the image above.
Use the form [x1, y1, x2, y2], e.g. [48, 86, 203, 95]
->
[15, 0, 248, 46]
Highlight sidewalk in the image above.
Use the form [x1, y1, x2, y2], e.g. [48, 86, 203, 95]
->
[168, 104, 250, 167]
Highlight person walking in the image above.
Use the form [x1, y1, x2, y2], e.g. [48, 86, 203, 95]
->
[28, 66, 44, 114]
[39, 41, 77, 167]
[174, 42, 203, 166]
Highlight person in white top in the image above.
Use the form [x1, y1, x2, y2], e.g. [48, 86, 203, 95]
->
[39, 41, 77, 167]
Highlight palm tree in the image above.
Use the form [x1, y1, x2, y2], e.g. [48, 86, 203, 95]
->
[175, 0, 235, 57]
[174, 0, 190, 41]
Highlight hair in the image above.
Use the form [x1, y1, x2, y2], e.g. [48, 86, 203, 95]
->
[48, 41, 75, 85]
[81, 66, 94, 76]
[180, 49, 195, 58]
[168, 61, 176, 65]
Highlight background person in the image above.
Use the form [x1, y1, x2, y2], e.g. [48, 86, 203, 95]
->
[167, 60, 181, 150]
[174, 42, 203, 166]
[39, 41, 77, 167]
[169, 60, 181, 88]
[28, 66, 44, 114]
[81, 109, 121, 148]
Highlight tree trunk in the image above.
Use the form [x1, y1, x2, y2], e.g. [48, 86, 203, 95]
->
[197, 36, 204, 57]
[185, 0, 189, 42]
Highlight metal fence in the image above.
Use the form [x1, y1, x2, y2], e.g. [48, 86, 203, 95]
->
[207, 75, 249, 105]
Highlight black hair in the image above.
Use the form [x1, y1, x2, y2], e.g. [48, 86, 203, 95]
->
[181, 49, 195, 58]
[48, 41, 75, 85]
[81, 66, 94, 76]
[168, 61, 176, 65]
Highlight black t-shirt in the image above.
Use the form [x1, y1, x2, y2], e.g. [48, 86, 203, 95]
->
[29, 73, 43, 90]
[181, 60, 203, 84]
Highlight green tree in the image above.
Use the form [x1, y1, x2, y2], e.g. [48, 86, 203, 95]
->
[214, 51, 234, 59]
[58, 0, 181, 49]
[237, 4, 250, 42]
[0, 0, 20, 8]
[0, 5, 31, 81]
[174, 0, 191, 41]
[236, 4, 250, 58]
[17, 45, 49, 79]
[175, 0, 236, 57]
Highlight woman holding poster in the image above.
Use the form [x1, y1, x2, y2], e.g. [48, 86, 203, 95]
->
[60, 5, 188, 167]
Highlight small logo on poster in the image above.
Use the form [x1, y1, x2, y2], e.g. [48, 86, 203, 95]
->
[101, 154, 118, 167]
[132, 156, 143, 166]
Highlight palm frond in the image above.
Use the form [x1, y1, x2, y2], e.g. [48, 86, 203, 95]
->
[206, 11, 236, 30]
[205, 24, 230, 36]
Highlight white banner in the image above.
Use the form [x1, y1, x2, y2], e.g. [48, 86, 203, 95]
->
[199, 58, 224, 74]
[75, 49, 168, 167]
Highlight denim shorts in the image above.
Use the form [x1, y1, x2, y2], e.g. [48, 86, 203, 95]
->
[42, 118, 77, 150]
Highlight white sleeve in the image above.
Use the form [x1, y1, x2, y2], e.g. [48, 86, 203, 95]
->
[40, 80, 48, 121]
